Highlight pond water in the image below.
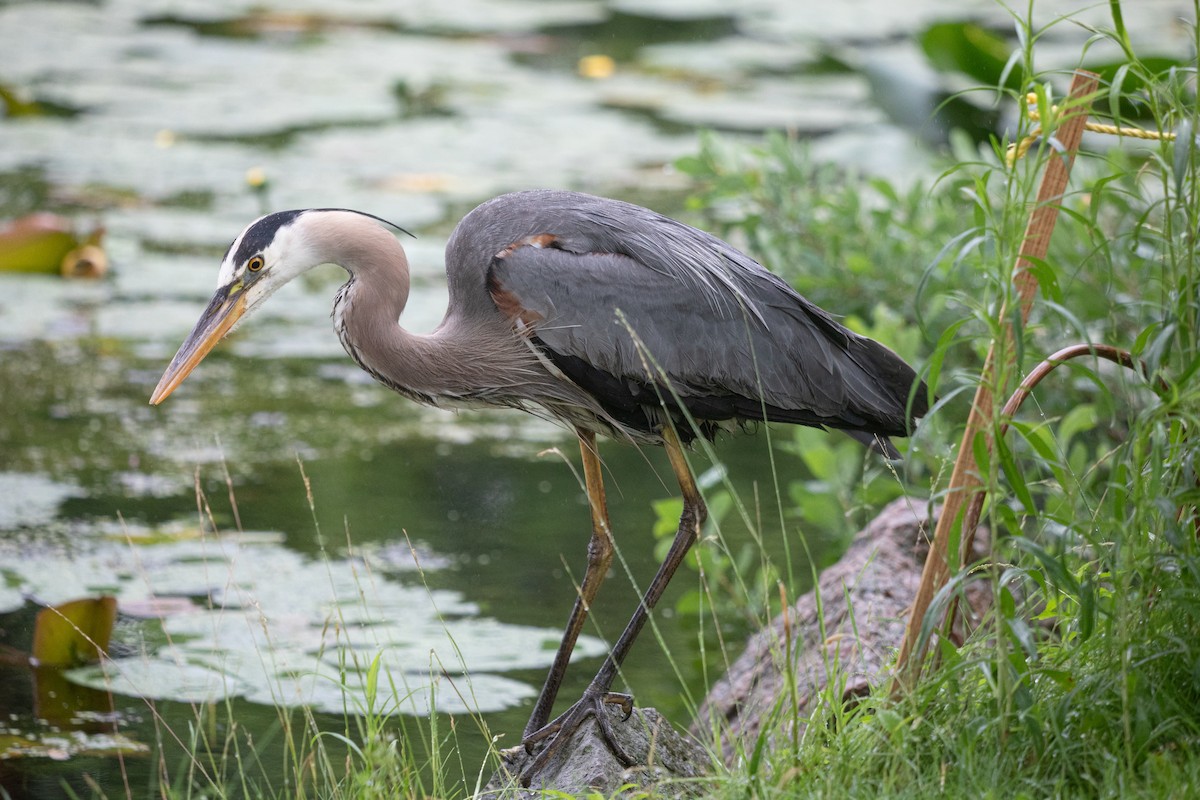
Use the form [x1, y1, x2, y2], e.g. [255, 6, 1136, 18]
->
[0, 0, 1187, 795]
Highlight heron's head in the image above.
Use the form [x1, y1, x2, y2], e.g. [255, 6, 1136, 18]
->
[151, 208, 411, 405]
[149, 209, 334, 405]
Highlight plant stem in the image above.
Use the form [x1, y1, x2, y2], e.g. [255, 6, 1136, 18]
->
[892, 70, 1100, 692]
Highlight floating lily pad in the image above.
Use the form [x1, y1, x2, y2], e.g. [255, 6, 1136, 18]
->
[0, 586, 23, 616]
[68, 657, 254, 705]
[0, 473, 82, 532]
[0, 729, 147, 761]
[0, 83, 81, 119]
[1, 528, 604, 716]
[32, 596, 117, 667]
[0, 214, 106, 277]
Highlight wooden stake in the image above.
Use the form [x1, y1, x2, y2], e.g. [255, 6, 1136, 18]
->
[893, 71, 1100, 691]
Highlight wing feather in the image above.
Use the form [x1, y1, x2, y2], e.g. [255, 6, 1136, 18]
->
[487, 233, 926, 440]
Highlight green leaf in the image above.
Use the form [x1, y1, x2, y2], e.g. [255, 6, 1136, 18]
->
[672, 154, 708, 178]
[32, 596, 117, 667]
[1006, 614, 1037, 661]
[970, 428, 992, 482]
[996, 433, 1036, 515]
[1019, 254, 1063, 303]
[1010, 421, 1057, 464]
[1172, 118, 1193, 199]
[1132, 321, 1162, 357]
[652, 498, 683, 540]
[365, 651, 382, 711]
[999, 584, 1017, 618]
[924, 317, 970, 396]
[994, 502, 1023, 539]
[702, 490, 732, 538]
[1083, 56, 1187, 119]
[793, 427, 838, 481]
[919, 22, 1022, 91]
[0, 215, 87, 275]
[1058, 404, 1098, 449]
[1012, 538, 1080, 597]
[1039, 668, 1076, 690]
[1079, 578, 1096, 640]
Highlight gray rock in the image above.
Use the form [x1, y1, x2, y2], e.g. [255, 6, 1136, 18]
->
[482, 706, 708, 797]
[694, 498, 991, 765]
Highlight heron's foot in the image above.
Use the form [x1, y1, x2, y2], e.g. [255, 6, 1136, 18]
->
[518, 688, 635, 787]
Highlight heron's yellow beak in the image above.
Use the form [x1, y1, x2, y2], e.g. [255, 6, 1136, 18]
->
[150, 289, 247, 405]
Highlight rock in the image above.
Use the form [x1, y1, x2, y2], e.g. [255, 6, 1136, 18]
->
[483, 499, 990, 792]
[693, 498, 990, 765]
[483, 706, 708, 797]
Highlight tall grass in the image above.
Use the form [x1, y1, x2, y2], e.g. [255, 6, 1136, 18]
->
[95, 466, 502, 800]
[672, 2, 1200, 797]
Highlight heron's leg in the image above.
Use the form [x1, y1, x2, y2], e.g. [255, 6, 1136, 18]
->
[520, 425, 705, 783]
[522, 429, 615, 738]
[585, 424, 705, 691]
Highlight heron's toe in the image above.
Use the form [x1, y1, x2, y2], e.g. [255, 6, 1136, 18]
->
[518, 687, 637, 786]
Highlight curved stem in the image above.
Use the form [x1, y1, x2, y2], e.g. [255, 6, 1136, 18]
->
[943, 343, 1155, 643]
[960, 343, 1144, 540]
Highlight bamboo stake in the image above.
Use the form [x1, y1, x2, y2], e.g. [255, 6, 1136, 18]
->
[893, 70, 1100, 691]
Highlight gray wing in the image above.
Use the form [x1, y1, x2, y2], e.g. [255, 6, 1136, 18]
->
[486, 226, 925, 439]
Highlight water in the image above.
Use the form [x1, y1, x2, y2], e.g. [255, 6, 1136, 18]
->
[0, 0, 1187, 795]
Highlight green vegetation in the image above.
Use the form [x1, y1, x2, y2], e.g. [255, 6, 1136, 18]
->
[666, 5, 1200, 799]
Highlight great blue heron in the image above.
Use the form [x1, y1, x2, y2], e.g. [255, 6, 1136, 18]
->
[150, 189, 928, 779]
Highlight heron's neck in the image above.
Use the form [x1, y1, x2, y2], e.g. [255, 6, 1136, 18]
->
[332, 276, 447, 405]
[324, 232, 488, 403]
[309, 211, 537, 404]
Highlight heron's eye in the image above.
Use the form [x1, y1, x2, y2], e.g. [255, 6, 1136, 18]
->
[247, 255, 265, 272]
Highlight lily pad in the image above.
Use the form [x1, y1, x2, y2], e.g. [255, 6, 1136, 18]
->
[2, 528, 604, 716]
[0, 729, 147, 761]
[0, 473, 82, 532]
[0, 83, 81, 119]
[32, 596, 117, 667]
[0, 214, 106, 277]
[67, 657, 254, 705]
